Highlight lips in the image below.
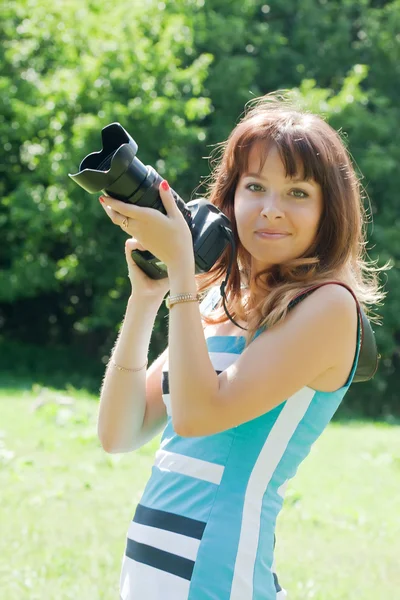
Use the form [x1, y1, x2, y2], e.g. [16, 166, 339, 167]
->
[255, 230, 290, 235]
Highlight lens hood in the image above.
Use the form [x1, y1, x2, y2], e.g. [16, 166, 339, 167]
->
[68, 123, 148, 194]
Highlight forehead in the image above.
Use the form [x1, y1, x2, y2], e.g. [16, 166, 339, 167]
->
[245, 143, 300, 175]
[241, 142, 307, 182]
[237, 137, 321, 184]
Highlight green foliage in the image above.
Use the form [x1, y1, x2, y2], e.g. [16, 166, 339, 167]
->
[0, 0, 212, 361]
[0, 0, 399, 415]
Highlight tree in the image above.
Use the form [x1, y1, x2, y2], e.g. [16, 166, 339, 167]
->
[1, 0, 398, 414]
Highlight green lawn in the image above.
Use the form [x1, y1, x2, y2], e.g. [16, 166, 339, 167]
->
[1, 384, 398, 599]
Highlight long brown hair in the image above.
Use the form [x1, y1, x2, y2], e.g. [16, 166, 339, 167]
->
[196, 91, 388, 346]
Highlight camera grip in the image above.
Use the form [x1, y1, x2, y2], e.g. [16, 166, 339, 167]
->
[130, 249, 168, 280]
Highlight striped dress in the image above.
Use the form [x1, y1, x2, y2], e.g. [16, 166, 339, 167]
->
[120, 288, 361, 599]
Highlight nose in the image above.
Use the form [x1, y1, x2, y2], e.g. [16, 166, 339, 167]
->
[260, 191, 284, 220]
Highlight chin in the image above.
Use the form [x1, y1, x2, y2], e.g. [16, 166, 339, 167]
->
[251, 254, 294, 272]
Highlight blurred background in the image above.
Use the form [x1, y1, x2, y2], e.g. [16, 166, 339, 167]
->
[1, 0, 399, 416]
[1, 1, 399, 598]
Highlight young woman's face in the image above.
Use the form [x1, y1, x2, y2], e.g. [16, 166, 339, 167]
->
[234, 142, 323, 273]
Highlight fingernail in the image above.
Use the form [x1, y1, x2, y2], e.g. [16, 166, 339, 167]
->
[161, 180, 169, 191]
[99, 196, 105, 203]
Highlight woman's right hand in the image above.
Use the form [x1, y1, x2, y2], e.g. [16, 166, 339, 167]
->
[125, 238, 170, 300]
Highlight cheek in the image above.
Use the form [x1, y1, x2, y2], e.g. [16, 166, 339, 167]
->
[234, 198, 253, 227]
[293, 205, 321, 232]
[233, 201, 238, 223]
[308, 209, 323, 235]
[233, 201, 249, 245]
[233, 200, 242, 230]
[234, 206, 248, 238]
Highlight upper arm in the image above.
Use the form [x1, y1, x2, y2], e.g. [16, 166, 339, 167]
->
[183, 284, 358, 436]
[135, 306, 213, 448]
[135, 347, 169, 448]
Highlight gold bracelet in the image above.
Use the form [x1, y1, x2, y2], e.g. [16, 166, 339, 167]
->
[165, 292, 201, 309]
[110, 358, 148, 372]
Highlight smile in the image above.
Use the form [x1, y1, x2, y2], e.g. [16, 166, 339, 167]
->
[255, 232, 290, 240]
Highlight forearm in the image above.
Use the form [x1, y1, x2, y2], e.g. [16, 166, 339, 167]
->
[98, 294, 161, 452]
[168, 260, 219, 435]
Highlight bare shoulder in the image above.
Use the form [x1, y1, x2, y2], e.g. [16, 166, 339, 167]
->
[290, 283, 358, 327]
[285, 282, 358, 362]
[290, 284, 359, 390]
[309, 282, 358, 306]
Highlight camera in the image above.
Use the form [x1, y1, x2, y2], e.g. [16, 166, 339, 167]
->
[69, 123, 233, 279]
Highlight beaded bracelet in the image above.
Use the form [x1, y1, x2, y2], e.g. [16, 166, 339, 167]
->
[165, 292, 201, 309]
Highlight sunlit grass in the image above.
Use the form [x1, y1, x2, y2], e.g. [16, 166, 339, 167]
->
[0, 384, 398, 599]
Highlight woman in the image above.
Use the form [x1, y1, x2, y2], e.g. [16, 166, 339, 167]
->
[97, 92, 385, 599]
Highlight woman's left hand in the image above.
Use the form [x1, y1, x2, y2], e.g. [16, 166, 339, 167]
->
[99, 180, 194, 269]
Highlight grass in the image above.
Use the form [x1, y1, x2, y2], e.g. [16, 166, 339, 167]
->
[0, 383, 399, 599]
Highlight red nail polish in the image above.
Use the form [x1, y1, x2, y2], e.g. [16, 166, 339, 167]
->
[99, 196, 105, 203]
[161, 180, 169, 191]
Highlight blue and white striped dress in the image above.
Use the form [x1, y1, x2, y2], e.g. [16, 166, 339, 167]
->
[120, 288, 361, 599]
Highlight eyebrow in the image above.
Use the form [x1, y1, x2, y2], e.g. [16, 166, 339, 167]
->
[243, 172, 312, 184]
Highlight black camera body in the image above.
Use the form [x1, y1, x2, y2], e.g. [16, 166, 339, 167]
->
[69, 123, 232, 279]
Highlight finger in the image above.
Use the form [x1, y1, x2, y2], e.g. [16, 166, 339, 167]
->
[100, 195, 150, 221]
[125, 238, 145, 252]
[158, 180, 179, 216]
[125, 242, 135, 265]
[99, 198, 120, 221]
[124, 239, 146, 265]
[100, 198, 130, 228]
